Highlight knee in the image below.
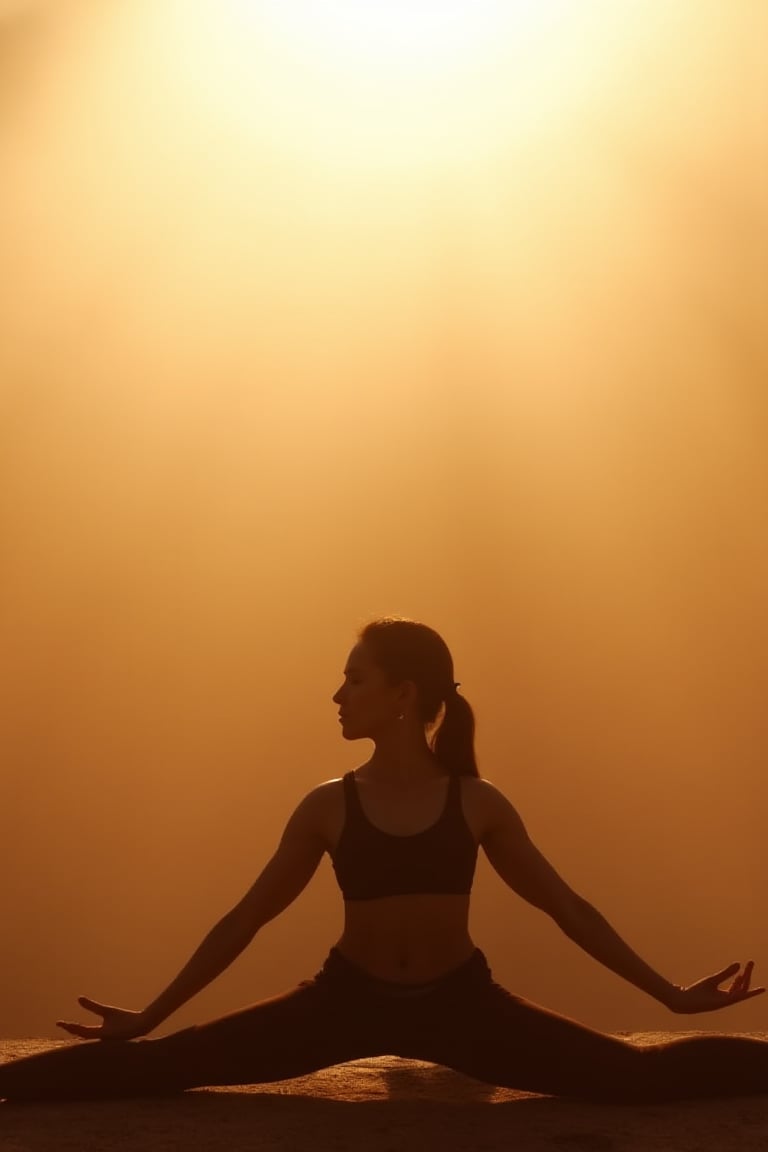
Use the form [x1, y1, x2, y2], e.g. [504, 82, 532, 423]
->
[576, 1039, 658, 1104]
[591, 1040, 681, 1105]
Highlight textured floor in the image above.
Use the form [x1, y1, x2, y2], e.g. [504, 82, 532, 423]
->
[2, 1037, 768, 1152]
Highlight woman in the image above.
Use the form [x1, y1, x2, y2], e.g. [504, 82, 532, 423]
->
[2, 617, 766, 1104]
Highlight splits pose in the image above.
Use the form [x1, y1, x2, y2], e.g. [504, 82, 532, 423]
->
[2, 618, 766, 1105]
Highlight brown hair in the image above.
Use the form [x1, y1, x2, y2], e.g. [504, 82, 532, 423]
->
[358, 617, 478, 777]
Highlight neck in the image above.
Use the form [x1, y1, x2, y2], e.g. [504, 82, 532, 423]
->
[364, 727, 443, 784]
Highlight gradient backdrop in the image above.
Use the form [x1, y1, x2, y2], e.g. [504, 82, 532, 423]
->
[1, 0, 766, 1039]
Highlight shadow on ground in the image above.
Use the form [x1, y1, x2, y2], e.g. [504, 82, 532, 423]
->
[3, 1082, 768, 1152]
[3, 1043, 768, 1152]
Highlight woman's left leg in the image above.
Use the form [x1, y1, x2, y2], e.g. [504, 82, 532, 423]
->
[410, 953, 768, 1103]
[452, 988, 768, 1102]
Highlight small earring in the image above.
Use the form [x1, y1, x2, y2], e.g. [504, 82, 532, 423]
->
[398, 713, 405, 721]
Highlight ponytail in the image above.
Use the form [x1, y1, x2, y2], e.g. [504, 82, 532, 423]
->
[431, 689, 478, 777]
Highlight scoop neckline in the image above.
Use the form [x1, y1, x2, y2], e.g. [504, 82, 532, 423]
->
[348, 771, 453, 839]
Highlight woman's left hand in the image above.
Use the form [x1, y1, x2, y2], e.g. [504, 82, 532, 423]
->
[668, 960, 765, 1014]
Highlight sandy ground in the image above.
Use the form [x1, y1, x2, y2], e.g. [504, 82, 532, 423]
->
[2, 1035, 768, 1152]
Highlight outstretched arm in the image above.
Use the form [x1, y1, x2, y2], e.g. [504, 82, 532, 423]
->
[478, 780, 764, 1013]
[57, 786, 327, 1040]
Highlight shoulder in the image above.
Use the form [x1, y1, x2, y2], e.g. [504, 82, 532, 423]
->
[297, 776, 347, 802]
[459, 776, 525, 843]
[278, 778, 343, 837]
[466, 775, 519, 810]
[296, 776, 348, 852]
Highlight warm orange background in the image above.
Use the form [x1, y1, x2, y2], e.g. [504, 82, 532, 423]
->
[1, 0, 766, 1040]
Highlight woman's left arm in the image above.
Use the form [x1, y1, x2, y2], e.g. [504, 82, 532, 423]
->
[477, 780, 764, 1013]
[552, 899, 762, 1013]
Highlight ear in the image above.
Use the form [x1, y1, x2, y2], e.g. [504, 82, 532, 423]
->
[397, 679, 419, 710]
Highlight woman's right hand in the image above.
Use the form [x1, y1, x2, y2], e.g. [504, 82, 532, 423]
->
[56, 996, 152, 1041]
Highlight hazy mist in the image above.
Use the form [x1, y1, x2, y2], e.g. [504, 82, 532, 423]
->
[1, 0, 766, 1039]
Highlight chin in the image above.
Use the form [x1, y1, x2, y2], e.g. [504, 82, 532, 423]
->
[339, 720, 367, 741]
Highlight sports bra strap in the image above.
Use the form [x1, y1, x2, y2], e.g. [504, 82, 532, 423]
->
[342, 770, 361, 813]
[448, 770, 463, 813]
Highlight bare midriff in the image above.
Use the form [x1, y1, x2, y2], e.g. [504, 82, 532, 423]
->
[334, 893, 476, 982]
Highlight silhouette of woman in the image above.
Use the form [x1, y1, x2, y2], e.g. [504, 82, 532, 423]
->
[1, 617, 766, 1103]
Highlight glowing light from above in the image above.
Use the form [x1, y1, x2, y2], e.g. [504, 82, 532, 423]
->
[140, 0, 661, 174]
[259, 0, 510, 80]
[206, 0, 618, 170]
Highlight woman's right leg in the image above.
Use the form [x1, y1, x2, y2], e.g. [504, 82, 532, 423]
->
[0, 960, 381, 1103]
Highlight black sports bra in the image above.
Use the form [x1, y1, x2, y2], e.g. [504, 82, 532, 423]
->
[330, 770, 478, 901]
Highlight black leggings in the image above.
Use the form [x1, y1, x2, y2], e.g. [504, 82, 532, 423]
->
[2, 947, 767, 1104]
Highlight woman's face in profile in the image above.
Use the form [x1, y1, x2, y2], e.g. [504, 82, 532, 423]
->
[332, 643, 398, 741]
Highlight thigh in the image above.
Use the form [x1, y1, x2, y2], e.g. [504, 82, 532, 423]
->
[141, 974, 382, 1088]
[0, 974, 382, 1102]
[419, 980, 641, 1099]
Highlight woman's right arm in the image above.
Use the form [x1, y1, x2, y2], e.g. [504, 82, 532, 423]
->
[56, 786, 329, 1041]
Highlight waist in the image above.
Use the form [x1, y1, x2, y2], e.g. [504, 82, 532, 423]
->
[339, 892, 471, 975]
[320, 944, 491, 998]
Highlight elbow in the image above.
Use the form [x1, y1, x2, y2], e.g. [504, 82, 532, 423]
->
[554, 894, 595, 937]
[226, 886, 296, 942]
[220, 907, 262, 949]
